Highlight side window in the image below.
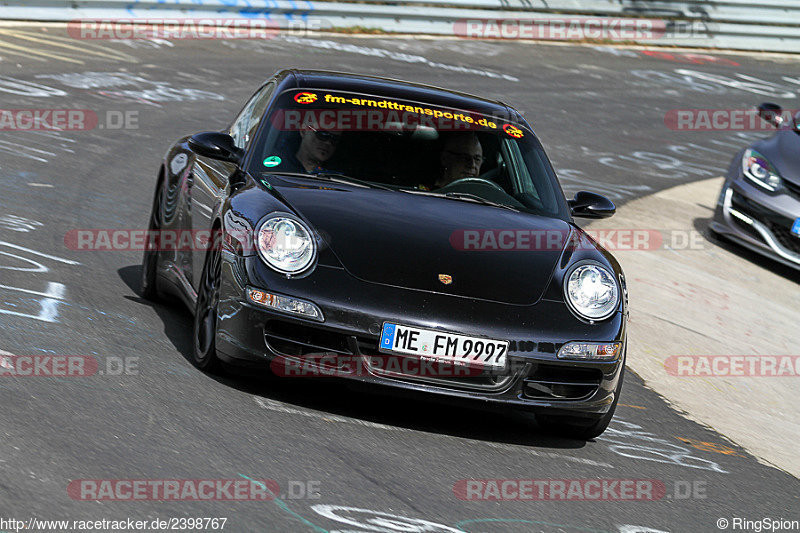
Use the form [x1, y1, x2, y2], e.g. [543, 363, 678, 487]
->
[230, 82, 275, 149]
[230, 94, 258, 149]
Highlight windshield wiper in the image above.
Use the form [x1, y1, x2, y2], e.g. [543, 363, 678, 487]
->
[267, 172, 394, 191]
[445, 192, 520, 211]
[403, 190, 519, 211]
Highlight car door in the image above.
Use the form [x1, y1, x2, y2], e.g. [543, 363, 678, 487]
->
[190, 81, 276, 290]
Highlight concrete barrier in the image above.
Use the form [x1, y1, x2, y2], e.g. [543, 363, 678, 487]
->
[2, 0, 800, 53]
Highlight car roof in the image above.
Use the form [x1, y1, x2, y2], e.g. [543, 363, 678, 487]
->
[271, 69, 526, 125]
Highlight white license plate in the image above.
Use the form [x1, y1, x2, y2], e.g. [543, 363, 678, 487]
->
[379, 323, 508, 369]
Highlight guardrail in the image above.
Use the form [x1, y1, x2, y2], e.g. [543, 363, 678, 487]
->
[0, 0, 798, 53]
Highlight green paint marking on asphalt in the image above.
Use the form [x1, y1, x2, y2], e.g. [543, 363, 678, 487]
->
[237, 473, 328, 533]
[455, 518, 612, 533]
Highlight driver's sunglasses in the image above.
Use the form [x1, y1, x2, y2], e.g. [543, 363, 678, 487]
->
[309, 126, 342, 145]
[445, 150, 485, 166]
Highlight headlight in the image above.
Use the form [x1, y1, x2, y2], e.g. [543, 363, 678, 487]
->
[742, 148, 782, 192]
[564, 263, 619, 321]
[256, 213, 316, 274]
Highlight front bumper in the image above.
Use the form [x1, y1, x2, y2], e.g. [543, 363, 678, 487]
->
[711, 171, 800, 270]
[215, 254, 626, 420]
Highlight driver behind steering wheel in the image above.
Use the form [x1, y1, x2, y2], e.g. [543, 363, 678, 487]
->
[434, 132, 484, 189]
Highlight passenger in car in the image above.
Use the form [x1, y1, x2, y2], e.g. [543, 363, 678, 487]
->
[434, 133, 485, 189]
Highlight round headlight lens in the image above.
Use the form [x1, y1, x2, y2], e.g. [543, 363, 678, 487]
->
[565, 264, 619, 320]
[256, 215, 316, 274]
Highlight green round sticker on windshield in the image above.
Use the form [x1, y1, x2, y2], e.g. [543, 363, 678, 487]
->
[263, 156, 282, 167]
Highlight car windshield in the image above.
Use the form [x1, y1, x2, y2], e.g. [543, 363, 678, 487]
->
[248, 88, 569, 218]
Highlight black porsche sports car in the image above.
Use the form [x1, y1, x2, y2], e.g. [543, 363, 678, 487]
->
[141, 69, 627, 439]
[711, 103, 800, 271]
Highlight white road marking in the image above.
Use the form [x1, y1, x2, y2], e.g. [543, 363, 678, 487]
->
[0, 139, 55, 162]
[482, 441, 614, 468]
[0, 241, 79, 265]
[254, 396, 402, 431]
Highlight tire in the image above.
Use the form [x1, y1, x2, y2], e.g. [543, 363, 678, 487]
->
[537, 364, 625, 440]
[192, 237, 224, 373]
[140, 180, 163, 301]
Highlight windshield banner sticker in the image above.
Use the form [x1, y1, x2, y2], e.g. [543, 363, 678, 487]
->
[278, 91, 527, 134]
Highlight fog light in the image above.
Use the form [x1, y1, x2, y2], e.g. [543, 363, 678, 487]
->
[558, 342, 621, 360]
[247, 288, 323, 320]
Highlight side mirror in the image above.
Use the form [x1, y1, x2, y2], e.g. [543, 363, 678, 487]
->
[188, 132, 244, 164]
[569, 191, 616, 219]
[757, 102, 784, 128]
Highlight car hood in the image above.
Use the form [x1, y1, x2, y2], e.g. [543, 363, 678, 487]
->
[756, 130, 800, 185]
[270, 178, 572, 305]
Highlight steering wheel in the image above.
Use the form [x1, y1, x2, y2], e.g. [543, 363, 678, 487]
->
[442, 177, 506, 193]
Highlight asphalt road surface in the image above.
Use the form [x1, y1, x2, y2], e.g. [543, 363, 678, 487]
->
[0, 24, 798, 533]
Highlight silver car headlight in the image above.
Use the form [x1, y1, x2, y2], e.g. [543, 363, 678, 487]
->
[564, 263, 619, 321]
[742, 148, 782, 192]
[255, 213, 316, 274]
